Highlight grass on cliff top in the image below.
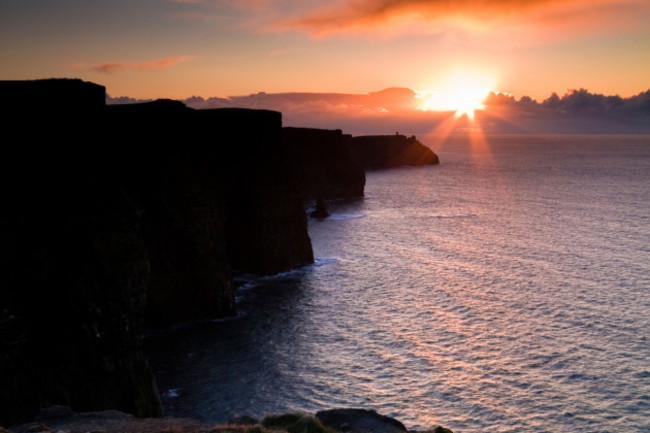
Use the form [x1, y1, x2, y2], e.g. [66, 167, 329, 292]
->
[186, 413, 335, 433]
[4, 412, 453, 433]
[252, 414, 452, 433]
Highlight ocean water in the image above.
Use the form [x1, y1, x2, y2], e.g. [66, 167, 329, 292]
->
[146, 134, 650, 433]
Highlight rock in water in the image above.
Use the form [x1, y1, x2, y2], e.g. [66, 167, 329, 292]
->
[310, 197, 330, 219]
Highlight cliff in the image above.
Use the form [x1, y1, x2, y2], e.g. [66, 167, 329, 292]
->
[207, 110, 315, 275]
[103, 102, 313, 320]
[0, 78, 106, 113]
[283, 127, 365, 199]
[348, 134, 439, 168]
[1, 80, 163, 423]
[0, 79, 314, 424]
[0, 79, 449, 429]
[101, 100, 232, 327]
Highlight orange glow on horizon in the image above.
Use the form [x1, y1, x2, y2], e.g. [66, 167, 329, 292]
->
[418, 71, 496, 120]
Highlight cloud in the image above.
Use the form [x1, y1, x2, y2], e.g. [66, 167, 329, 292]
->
[86, 55, 195, 74]
[177, 86, 650, 134]
[274, 0, 649, 38]
[180, 87, 415, 114]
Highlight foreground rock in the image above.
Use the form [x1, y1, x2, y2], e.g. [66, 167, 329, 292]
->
[8, 407, 217, 433]
[316, 409, 406, 433]
[7, 407, 453, 433]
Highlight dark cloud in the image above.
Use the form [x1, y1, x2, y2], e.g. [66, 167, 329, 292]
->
[179, 87, 650, 134]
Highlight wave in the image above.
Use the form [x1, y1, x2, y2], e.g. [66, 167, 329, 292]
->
[235, 281, 258, 291]
[327, 213, 366, 220]
[162, 388, 180, 399]
[314, 257, 338, 266]
[429, 212, 477, 219]
[234, 257, 339, 291]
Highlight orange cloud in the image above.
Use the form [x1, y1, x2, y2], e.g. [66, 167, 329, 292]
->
[275, 0, 649, 38]
[87, 55, 195, 74]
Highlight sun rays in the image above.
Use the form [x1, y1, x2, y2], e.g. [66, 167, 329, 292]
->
[418, 71, 496, 120]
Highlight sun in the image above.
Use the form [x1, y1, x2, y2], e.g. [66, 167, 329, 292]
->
[418, 72, 495, 120]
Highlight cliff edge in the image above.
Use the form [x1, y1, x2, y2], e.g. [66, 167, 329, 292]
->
[348, 134, 439, 169]
[283, 127, 365, 200]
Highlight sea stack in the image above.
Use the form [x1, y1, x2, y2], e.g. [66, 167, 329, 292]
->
[310, 197, 331, 219]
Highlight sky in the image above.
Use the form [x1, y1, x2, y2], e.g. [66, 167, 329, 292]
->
[1, 0, 649, 101]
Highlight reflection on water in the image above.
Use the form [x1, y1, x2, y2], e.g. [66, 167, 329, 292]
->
[146, 135, 650, 433]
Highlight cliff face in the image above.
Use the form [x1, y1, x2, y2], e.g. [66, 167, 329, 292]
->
[348, 134, 439, 168]
[283, 127, 365, 199]
[0, 183, 163, 423]
[1, 81, 163, 423]
[206, 110, 315, 276]
[104, 100, 236, 328]
[0, 80, 314, 424]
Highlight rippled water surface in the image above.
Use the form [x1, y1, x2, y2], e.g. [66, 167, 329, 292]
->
[147, 135, 650, 432]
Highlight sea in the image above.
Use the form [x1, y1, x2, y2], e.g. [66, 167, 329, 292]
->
[145, 134, 650, 433]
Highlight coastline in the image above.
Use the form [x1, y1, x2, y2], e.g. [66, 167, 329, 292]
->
[0, 78, 438, 424]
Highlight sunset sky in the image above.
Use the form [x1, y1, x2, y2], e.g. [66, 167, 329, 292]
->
[1, 0, 649, 101]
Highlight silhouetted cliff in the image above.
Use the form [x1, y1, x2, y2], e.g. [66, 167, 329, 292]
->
[0, 79, 314, 424]
[283, 127, 365, 199]
[348, 134, 439, 168]
[103, 100, 235, 328]
[1, 80, 163, 424]
[102, 101, 314, 320]
[207, 109, 314, 275]
[2, 78, 106, 113]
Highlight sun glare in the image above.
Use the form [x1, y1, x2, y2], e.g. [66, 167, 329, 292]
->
[418, 72, 495, 119]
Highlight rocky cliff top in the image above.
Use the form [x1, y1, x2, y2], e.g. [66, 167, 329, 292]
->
[7, 407, 453, 433]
